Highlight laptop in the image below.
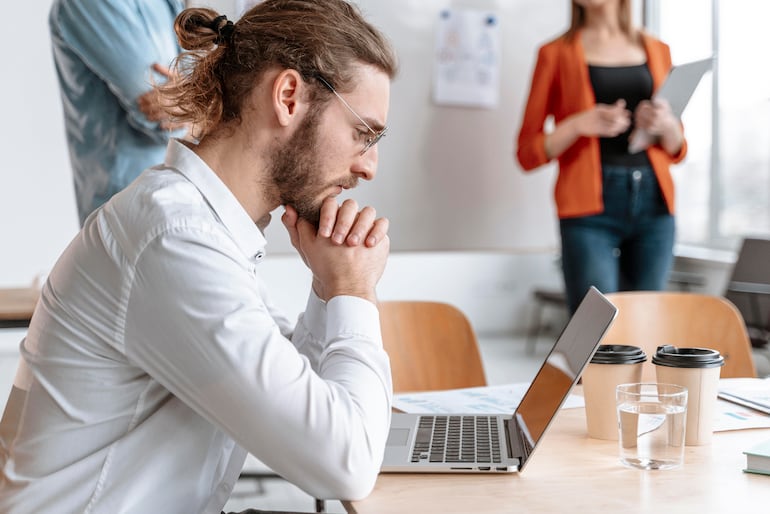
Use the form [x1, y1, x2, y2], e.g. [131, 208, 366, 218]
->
[381, 286, 617, 473]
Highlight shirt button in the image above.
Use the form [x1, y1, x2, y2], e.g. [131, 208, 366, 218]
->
[632, 169, 642, 181]
[255, 251, 264, 261]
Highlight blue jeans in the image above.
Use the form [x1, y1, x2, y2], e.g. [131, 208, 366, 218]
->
[559, 164, 675, 314]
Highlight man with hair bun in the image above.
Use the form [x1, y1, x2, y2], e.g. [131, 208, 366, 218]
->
[0, 1, 398, 512]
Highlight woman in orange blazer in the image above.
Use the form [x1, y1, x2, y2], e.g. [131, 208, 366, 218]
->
[516, 0, 687, 314]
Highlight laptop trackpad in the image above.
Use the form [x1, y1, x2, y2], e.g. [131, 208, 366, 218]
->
[387, 428, 410, 446]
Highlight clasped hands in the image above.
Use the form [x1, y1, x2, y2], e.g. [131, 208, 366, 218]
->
[282, 198, 390, 305]
[581, 98, 678, 141]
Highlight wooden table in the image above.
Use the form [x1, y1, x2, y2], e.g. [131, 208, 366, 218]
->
[0, 287, 39, 328]
[345, 404, 770, 513]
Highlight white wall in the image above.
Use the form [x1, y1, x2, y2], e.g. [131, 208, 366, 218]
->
[234, 247, 734, 337]
[0, 0, 79, 288]
[260, 250, 565, 335]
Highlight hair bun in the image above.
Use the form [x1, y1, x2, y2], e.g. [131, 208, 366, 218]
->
[211, 15, 235, 45]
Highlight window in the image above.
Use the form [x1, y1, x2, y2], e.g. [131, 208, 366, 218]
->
[646, 0, 770, 249]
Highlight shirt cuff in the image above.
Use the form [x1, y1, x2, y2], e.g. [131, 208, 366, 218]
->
[301, 290, 328, 343]
[325, 296, 382, 346]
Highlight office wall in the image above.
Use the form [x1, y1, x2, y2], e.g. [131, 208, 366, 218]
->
[0, 0, 79, 288]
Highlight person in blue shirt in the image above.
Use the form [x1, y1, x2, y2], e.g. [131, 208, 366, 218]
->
[49, 0, 187, 226]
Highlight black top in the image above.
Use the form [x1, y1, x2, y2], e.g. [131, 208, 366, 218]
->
[588, 63, 653, 166]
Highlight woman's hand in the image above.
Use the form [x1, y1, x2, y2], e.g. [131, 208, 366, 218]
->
[545, 100, 630, 159]
[632, 98, 683, 155]
[576, 99, 631, 138]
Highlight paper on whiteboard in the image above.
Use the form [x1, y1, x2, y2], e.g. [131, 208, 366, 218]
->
[433, 8, 501, 108]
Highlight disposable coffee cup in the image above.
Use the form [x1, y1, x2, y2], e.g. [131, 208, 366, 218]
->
[653, 345, 725, 446]
[582, 345, 647, 440]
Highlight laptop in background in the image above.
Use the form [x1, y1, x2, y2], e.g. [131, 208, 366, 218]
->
[381, 286, 617, 473]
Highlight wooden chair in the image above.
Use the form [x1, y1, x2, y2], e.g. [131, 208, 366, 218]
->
[378, 300, 487, 392]
[602, 291, 757, 381]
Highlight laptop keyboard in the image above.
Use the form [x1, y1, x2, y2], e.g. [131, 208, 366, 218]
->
[411, 415, 502, 464]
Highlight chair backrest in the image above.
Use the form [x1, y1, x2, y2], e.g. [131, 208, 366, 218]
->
[378, 300, 487, 393]
[602, 291, 756, 380]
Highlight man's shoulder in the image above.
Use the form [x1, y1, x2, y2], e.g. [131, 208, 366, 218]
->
[101, 168, 223, 250]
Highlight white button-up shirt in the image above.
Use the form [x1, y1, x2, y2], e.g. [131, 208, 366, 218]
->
[0, 140, 392, 514]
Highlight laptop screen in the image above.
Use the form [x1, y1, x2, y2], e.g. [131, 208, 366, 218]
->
[513, 287, 617, 467]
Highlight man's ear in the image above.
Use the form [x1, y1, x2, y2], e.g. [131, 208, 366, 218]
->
[272, 69, 305, 127]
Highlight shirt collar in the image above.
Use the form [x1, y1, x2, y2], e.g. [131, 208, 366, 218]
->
[163, 139, 267, 260]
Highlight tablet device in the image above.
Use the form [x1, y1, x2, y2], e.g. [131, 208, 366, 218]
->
[628, 57, 713, 153]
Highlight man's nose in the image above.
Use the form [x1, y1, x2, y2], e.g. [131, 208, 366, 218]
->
[353, 146, 378, 181]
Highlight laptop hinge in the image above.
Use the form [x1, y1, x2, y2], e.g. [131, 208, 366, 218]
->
[503, 418, 518, 459]
[506, 415, 533, 462]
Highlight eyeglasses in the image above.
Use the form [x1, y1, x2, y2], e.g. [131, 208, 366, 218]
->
[316, 75, 387, 155]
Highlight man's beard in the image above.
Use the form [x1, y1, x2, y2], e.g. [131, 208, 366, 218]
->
[267, 107, 328, 227]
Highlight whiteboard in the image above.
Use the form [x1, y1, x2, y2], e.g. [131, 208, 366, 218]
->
[263, 0, 568, 253]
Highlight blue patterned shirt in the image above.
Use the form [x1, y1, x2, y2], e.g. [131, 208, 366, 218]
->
[49, 0, 185, 225]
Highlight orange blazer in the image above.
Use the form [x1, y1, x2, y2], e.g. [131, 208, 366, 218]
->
[515, 31, 687, 218]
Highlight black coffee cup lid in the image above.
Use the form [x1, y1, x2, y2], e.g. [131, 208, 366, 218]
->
[590, 344, 647, 364]
[651, 345, 725, 368]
